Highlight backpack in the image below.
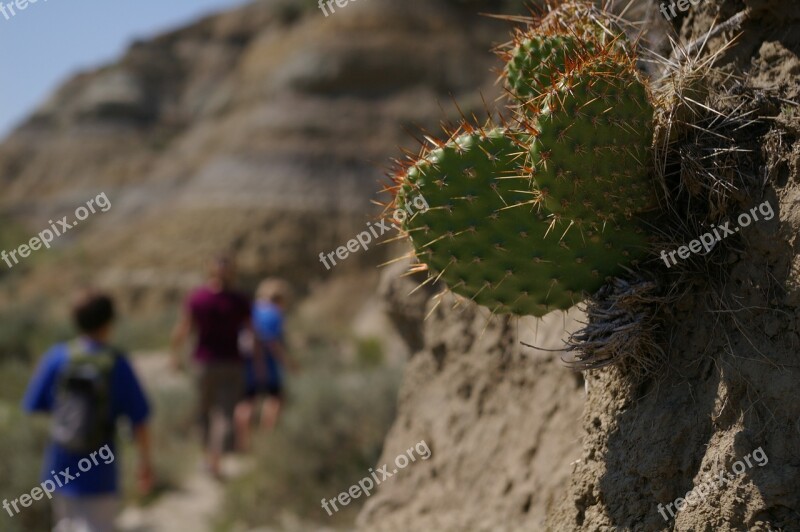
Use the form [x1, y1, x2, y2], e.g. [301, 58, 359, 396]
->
[50, 342, 118, 454]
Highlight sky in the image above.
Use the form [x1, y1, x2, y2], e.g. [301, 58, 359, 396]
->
[0, 0, 253, 139]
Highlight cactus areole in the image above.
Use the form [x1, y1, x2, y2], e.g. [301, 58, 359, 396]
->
[391, 2, 657, 317]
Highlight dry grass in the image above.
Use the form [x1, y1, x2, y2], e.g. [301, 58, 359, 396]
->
[564, 274, 666, 378]
[561, 5, 774, 377]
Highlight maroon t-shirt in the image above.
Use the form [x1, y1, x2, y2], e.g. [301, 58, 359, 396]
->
[187, 286, 251, 364]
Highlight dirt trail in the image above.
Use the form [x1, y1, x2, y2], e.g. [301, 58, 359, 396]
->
[116, 353, 250, 532]
[117, 468, 226, 532]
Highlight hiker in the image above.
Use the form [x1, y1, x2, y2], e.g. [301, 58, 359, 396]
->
[171, 255, 259, 478]
[234, 278, 293, 451]
[22, 290, 152, 532]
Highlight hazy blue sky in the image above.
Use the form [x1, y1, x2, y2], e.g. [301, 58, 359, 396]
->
[0, 0, 253, 139]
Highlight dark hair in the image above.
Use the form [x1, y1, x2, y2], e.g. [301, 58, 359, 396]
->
[72, 291, 116, 333]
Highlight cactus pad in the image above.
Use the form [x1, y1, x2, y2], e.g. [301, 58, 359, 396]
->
[524, 57, 656, 223]
[503, 1, 629, 104]
[396, 128, 651, 317]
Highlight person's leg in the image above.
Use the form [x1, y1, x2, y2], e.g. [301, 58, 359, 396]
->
[206, 364, 227, 477]
[235, 359, 257, 452]
[234, 397, 254, 452]
[259, 358, 284, 432]
[259, 395, 282, 432]
[196, 364, 213, 458]
[207, 409, 224, 476]
[52, 495, 75, 532]
[222, 364, 246, 446]
[52, 495, 118, 532]
[207, 363, 245, 475]
[78, 495, 119, 532]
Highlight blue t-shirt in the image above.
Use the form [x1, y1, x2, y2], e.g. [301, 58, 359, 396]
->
[22, 340, 150, 497]
[253, 302, 284, 345]
[246, 303, 285, 387]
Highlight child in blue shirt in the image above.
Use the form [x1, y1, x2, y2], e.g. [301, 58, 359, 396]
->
[20, 290, 152, 532]
[235, 278, 293, 451]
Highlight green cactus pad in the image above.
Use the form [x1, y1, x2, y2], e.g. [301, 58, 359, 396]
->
[505, 35, 585, 103]
[523, 58, 657, 225]
[504, 2, 629, 104]
[396, 128, 650, 317]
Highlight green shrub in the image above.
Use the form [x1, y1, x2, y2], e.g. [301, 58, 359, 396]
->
[0, 392, 50, 532]
[355, 337, 384, 368]
[0, 300, 71, 365]
[217, 366, 401, 530]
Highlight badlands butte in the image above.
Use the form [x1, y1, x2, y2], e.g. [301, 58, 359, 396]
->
[1, 0, 799, 530]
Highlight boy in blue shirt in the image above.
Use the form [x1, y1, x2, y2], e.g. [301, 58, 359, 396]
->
[235, 278, 293, 451]
[20, 290, 152, 532]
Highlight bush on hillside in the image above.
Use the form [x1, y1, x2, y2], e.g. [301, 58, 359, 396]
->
[218, 365, 401, 530]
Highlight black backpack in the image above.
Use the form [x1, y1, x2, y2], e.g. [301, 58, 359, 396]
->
[50, 342, 117, 454]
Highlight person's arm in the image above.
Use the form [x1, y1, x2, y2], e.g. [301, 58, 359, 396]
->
[133, 423, 154, 496]
[170, 310, 192, 372]
[266, 315, 297, 372]
[267, 339, 293, 370]
[21, 348, 61, 413]
[115, 357, 154, 496]
[248, 318, 269, 382]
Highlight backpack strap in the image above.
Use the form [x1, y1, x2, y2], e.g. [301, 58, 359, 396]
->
[61, 340, 119, 408]
[65, 340, 119, 371]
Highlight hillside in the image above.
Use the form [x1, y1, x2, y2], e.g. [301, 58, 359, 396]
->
[0, 0, 517, 323]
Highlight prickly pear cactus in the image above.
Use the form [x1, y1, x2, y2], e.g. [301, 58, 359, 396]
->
[503, 3, 628, 103]
[391, 1, 657, 317]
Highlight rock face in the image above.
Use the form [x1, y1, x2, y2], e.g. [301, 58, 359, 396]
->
[357, 291, 586, 531]
[361, 1, 800, 531]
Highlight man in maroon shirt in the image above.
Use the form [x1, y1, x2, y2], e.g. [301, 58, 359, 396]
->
[171, 255, 258, 477]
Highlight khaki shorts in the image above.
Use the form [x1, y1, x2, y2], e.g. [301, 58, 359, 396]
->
[196, 362, 245, 453]
[53, 494, 119, 532]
